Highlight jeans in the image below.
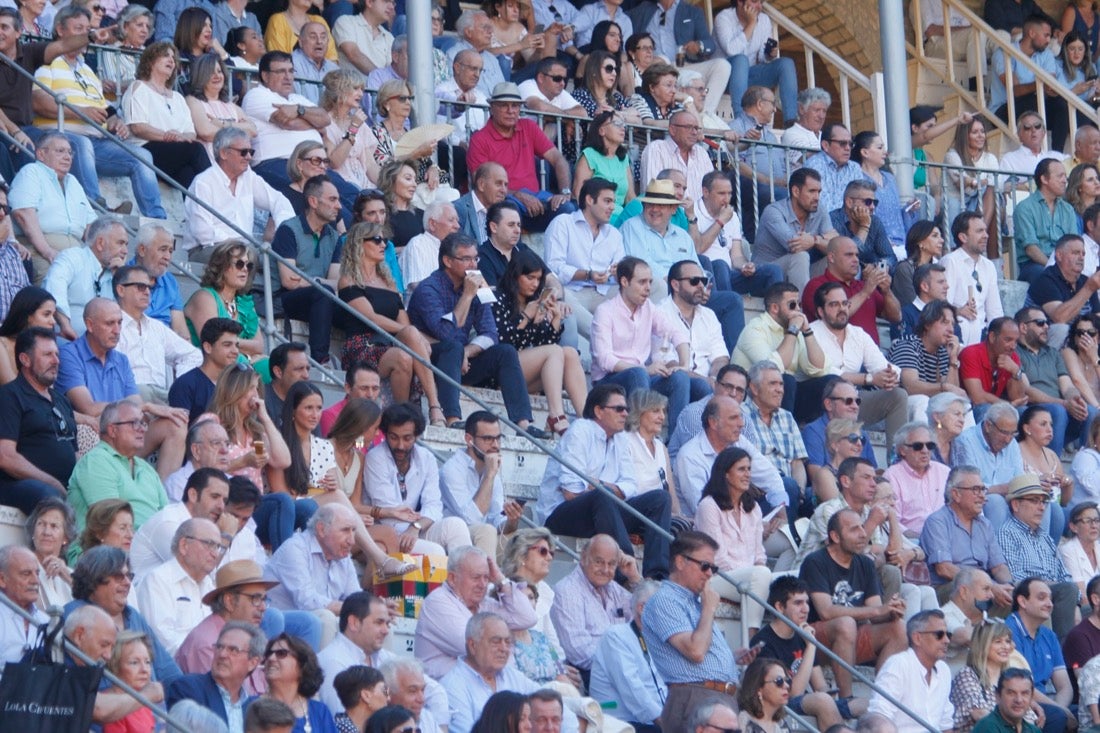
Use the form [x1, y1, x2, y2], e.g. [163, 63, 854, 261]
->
[706, 290, 746, 352]
[506, 189, 578, 232]
[596, 367, 711, 433]
[282, 285, 336, 362]
[0, 478, 64, 515]
[254, 493, 318, 551]
[1017, 260, 1047, 286]
[709, 259, 784, 297]
[728, 55, 799, 124]
[430, 340, 533, 423]
[543, 489, 671, 578]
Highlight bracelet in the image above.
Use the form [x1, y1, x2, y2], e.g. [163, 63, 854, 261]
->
[801, 329, 813, 337]
[369, 506, 382, 519]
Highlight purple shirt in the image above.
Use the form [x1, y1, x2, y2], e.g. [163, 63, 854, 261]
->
[549, 565, 632, 669]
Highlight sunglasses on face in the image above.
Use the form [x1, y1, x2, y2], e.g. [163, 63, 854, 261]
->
[393, 94, 414, 103]
[601, 404, 629, 413]
[677, 275, 711, 287]
[1077, 328, 1099, 337]
[682, 554, 719, 574]
[1027, 318, 1050, 327]
[829, 396, 862, 406]
[768, 676, 793, 688]
[828, 139, 853, 147]
[542, 73, 567, 83]
[843, 433, 864, 444]
[266, 648, 292, 659]
[363, 236, 386, 244]
[232, 258, 255, 271]
[849, 197, 877, 207]
[302, 156, 331, 166]
[917, 629, 948, 640]
[905, 441, 936, 451]
[119, 282, 152, 292]
[228, 147, 256, 157]
[602, 64, 618, 73]
[532, 545, 554, 558]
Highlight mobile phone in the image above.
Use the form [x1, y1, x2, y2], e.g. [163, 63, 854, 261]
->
[904, 199, 921, 213]
[763, 38, 777, 56]
[876, 261, 888, 271]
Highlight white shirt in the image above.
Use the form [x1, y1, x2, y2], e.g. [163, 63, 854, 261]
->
[639, 138, 712, 203]
[241, 85, 323, 163]
[867, 648, 955, 733]
[134, 557, 215, 655]
[363, 443, 444, 530]
[1001, 146, 1064, 176]
[714, 7, 774, 62]
[781, 122, 821, 166]
[0, 601, 48, 673]
[517, 79, 582, 111]
[674, 431, 787, 519]
[440, 658, 539, 733]
[657, 298, 726, 377]
[122, 81, 196, 141]
[940, 247, 1005, 346]
[119, 310, 202, 391]
[401, 231, 441, 286]
[185, 164, 296, 251]
[439, 450, 506, 529]
[436, 80, 489, 146]
[130, 502, 193, 582]
[694, 203, 744, 267]
[918, 0, 970, 33]
[543, 209, 625, 295]
[43, 247, 113, 337]
[808, 319, 896, 375]
[332, 13, 394, 75]
[317, 632, 373, 713]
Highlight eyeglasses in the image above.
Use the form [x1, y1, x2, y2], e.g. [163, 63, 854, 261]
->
[916, 629, 948, 640]
[843, 433, 865, 444]
[449, 254, 479, 264]
[393, 95, 414, 103]
[827, 396, 862, 406]
[1017, 495, 1048, 505]
[827, 138, 853, 147]
[676, 275, 711, 287]
[234, 591, 268, 607]
[1027, 319, 1050, 327]
[681, 554, 719, 574]
[119, 282, 152, 292]
[233, 258, 255, 271]
[849, 197, 877, 207]
[602, 64, 618, 73]
[542, 73, 567, 83]
[635, 43, 655, 51]
[474, 433, 502, 442]
[600, 404, 629, 413]
[1077, 517, 1100, 526]
[1077, 329, 1099, 337]
[954, 484, 988, 494]
[456, 62, 483, 74]
[111, 418, 149, 430]
[213, 642, 250, 656]
[186, 535, 228, 554]
[266, 648, 292, 659]
[905, 441, 936, 451]
[716, 381, 745, 396]
[302, 156, 331, 166]
[228, 147, 255, 157]
[768, 676, 793, 688]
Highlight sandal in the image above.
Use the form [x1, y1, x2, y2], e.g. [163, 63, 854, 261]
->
[546, 414, 569, 437]
[379, 556, 416, 578]
[428, 404, 446, 428]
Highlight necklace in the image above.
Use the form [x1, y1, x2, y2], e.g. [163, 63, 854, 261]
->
[218, 288, 238, 318]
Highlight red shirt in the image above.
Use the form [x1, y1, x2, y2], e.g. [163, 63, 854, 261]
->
[959, 342, 1020, 398]
[802, 270, 886, 344]
[467, 118, 554, 193]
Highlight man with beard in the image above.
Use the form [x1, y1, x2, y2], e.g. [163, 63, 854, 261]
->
[660, 261, 729, 386]
[0, 327, 77, 512]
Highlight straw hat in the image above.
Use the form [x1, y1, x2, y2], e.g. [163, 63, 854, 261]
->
[202, 560, 279, 606]
[635, 179, 684, 205]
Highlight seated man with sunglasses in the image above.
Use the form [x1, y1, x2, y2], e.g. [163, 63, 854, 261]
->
[882, 422, 951, 538]
[114, 265, 203, 406]
[801, 378, 879, 480]
[866, 609, 955, 733]
[828, 179, 896, 271]
[184, 126, 297, 265]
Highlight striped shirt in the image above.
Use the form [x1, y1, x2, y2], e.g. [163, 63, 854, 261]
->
[641, 579, 737, 684]
[744, 399, 807, 476]
[888, 335, 950, 384]
[33, 55, 109, 136]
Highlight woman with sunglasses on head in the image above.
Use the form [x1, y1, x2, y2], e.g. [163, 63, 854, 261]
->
[491, 249, 587, 436]
[184, 241, 265, 360]
[1062, 314, 1100, 410]
[737, 657, 795, 733]
[811, 418, 865, 504]
[336, 221, 444, 425]
[1016, 405, 1070, 540]
[572, 111, 633, 223]
[262, 633, 339, 733]
[1060, 502, 1100, 597]
[694, 446, 773, 646]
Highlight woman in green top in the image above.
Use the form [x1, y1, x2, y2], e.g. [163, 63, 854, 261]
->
[183, 240, 264, 359]
[572, 110, 634, 221]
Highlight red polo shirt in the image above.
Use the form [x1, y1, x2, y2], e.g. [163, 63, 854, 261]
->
[467, 118, 553, 194]
[803, 270, 886, 344]
[959, 342, 1020, 398]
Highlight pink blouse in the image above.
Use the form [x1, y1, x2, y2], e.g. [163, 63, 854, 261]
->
[694, 495, 766, 570]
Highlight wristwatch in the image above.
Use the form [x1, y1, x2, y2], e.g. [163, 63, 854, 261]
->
[786, 324, 800, 335]
[864, 373, 872, 387]
[296, 104, 306, 117]
[560, 187, 572, 197]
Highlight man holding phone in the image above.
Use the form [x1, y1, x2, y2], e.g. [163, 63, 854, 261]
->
[439, 410, 524, 556]
[829, 179, 897, 270]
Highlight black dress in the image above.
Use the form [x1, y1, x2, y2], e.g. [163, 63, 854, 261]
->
[337, 284, 423, 400]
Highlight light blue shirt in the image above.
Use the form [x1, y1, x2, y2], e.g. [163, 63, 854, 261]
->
[292, 49, 339, 105]
[263, 531, 360, 611]
[8, 162, 96, 241]
[210, 3, 261, 51]
[532, 0, 579, 29]
[641, 578, 737, 684]
[620, 214, 698, 285]
[537, 419, 638, 523]
[589, 621, 667, 724]
[990, 41, 1059, 112]
[43, 246, 114, 337]
[216, 682, 245, 733]
[543, 209, 625, 295]
[440, 659, 539, 733]
[439, 449, 506, 529]
[804, 152, 864, 214]
[951, 424, 1024, 486]
[730, 114, 787, 181]
[646, 0, 681, 60]
[573, 3, 634, 47]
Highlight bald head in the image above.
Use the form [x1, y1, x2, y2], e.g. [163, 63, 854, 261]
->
[84, 297, 118, 323]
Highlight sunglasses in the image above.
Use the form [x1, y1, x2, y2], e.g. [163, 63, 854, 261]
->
[844, 433, 864, 444]
[905, 441, 936, 451]
[302, 156, 331, 166]
[1077, 328, 1099, 337]
[971, 269, 983, 293]
[266, 648, 292, 659]
[119, 282, 152, 292]
[533, 545, 554, 558]
[542, 73, 567, 83]
[768, 676, 793, 688]
[602, 64, 618, 73]
[682, 554, 719, 574]
[917, 629, 948, 640]
[229, 147, 255, 157]
[827, 139, 853, 147]
[1019, 122, 1044, 131]
[232, 258, 255, 271]
[394, 94, 414, 103]
[828, 396, 862, 406]
[785, 300, 799, 310]
[677, 275, 711, 287]
[849, 197, 877, 207]
[1027, 319, 1050, 327]
[601, 404, 629, 413]
[363, 235, 386, 244]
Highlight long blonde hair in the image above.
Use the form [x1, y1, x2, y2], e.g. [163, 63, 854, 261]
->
[212, 364, 263, 441]
[340, 221, 395, 289]
[967, 620, 1014, 689]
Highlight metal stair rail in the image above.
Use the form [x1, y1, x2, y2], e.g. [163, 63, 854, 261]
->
[908, 0, 1100, 146]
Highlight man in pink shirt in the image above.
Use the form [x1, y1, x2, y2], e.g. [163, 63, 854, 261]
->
[590, 256, 710, 429]
[319, 363, 381, 437]
[883, 422, 951, 537]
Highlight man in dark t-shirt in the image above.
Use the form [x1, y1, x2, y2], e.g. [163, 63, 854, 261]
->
[799, 509, 908, 684]
[0, 327, 76, 513]
[167, 317, 242, 424]
[750, 576, 854, 725]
